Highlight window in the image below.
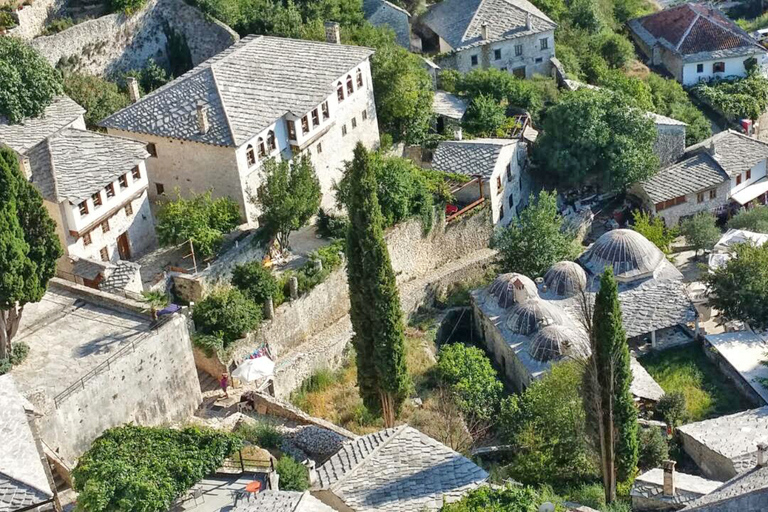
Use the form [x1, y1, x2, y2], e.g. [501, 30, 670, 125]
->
[513, 66, 526, 79]
[301, 116, 310, 135]
[146, 143, 157, 157]
[494, 49, 502, 60]
[697, 63, 704, 73]
[341, 124, 348, 137]
[132, 166, 141, 180]
[471, 55, 479, 66]
[322, 102, 330, 120]
[83, 232, 92, 246]
[747, 169, 752, 180]
[514, 44, 523, 56]
[496, 175, 502, 193]
[106, 183, 115, 198]
[713, 61, 725, 73]
[697, 192, 705, 203]
[246, 145, 256, 166]
[351, 117, 357, 129]
[100, 247, 109, 261]
[506, 162, 513, 181]
[347, 75, 354, 95]
[118, 174, 128, 189]
[125, 202, 133, 216]
[509, 194, 514, 208]
[362, 109, 368, 121]
[267, 130, 276, 152]
[710, 189, 717, 200]
[356, 68, 363, 88]
[540, 38, 549, 50]
[317, 142, 323, 154]
[101, 220, 110, 233]
[156, 183, 165, 195]
[79, 201, 89, 216]
[337, 82, 345, 102]
[312, 109, 320, 127]
[258, 137, 266, 157]
[92, 191, 102, 208]
[288, 120, 297, 140]
[737, 174, 743, 185]
[535, 57, 543, 63]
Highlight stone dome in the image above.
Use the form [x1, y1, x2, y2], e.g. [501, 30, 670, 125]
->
[505, 299, 569, 335]
[579, 229, 664, 282]
[488, 273, 538, 309]
[544, 261, 588, 297]
[528, 325, 591, 362]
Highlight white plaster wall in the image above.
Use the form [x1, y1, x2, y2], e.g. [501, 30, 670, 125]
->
[682, 54, 761, 86]
[729, 159, 767, 196]
[449, 30, 555, 77]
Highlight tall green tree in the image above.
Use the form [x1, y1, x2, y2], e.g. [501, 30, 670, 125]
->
[0, 37, 63, 124]
[0, 148, 62, 360]
[680, 212, 720, 258]
[582, 268, 638, 503]
[345, 143, 409, 426]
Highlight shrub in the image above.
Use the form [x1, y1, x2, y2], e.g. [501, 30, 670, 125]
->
[192, 288, 261, 345]
[638, 427, 669, 470]
[281, 239, 346, 297]
[9, 341, 29, 365]
[441, 485, 558, 511]
[680, 212, 720, 257]
[692, 74, 768, 121]
[231, 261, 283, 306]
[728, 205, 768, 233]
[598, 32, 635, 69]
[42, 17, 74, 35]
[63, 73, 130, 128]
[656, 390, 688, 427]
[191, 333, 224, 358]
[0, 359, 11, 376]
[632, 210, 678, 255]
[123, 59, 169, 94]
[109, 0, 147, 14]
[236, 421, 283, 450]
[0, 10, 16, 31]
[436, 343, 503, 422]
[275, 456, 309, 491]
[316, 208, 349, 239]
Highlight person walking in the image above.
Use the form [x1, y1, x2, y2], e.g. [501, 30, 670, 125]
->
[219, 372, 229, 398]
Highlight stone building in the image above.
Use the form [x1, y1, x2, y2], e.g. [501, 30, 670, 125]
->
[363, 0, 414, 50]
[631, 463, 721, 511]
[101, 33, 381, 223]
[432, 91, 467, 140]
[628, 3, 766, 86]
[418, 0, 557, 77]
[0, 95, 157, 289]
[683, 463, 768, 511]
[648, 112, 687, 166]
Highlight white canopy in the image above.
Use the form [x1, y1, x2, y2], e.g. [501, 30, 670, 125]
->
[232, 357, 275, 382]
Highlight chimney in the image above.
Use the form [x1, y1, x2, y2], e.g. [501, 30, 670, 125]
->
[758, 442, 768, 467]
[526, 12, 533, 31]
[325, 21, 341, 44]
[481, 22, 489, 40]
[708, 138, 717, 156]
[305, 459, 318, 485]
[20, 156, 32, 180]
[127, 77, 140, 103]
[196, 101, 210, 135]
[663, 460, 676, 497]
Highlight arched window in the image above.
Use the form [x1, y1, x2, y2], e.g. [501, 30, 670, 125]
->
[267, 130, 276, 152]
[258, 137, 266, 158]
[246, 145, 256, 166]
[356, 68, 363, 88]
[346, 75, 354, 95]
[337, 82, 344, 102]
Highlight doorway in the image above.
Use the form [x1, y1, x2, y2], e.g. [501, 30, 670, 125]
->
[117, 232, 131, 260]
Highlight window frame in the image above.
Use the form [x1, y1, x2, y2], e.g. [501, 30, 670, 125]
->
[713, 61, 725, 73]
[267, 130, 276, 152]
[317, 142, 323, 154]
[258, 137, 267, 157]
[362, 109, 368, 121]
[79, 201, 89, 216]
[92, 191, 102, 208]
[346, 75, 354, 95]
[101, 219, 110, 234]
[471, 54, 479, 66]
[146, 143, 157, 158]
[356, 68, 363, 88]
[351, 117, 357, 129]
[540, 37, 549, 50]
[737, 174, 743, 185]
[337, 82, 345, 102]
[131, 166, 141, 180]
[83, 232, 92, 246]
[496, 175, 502, 194]
[697, 192, 705, 203]
[105, 183, 115, 199]
[697, 63, 704, 73]
[514, 44, 523, 57]
[710, 189, 717, 200]
[747, 169, 752, 180]
[100, 247, 109, 261]
[287, 120, 297, 140]
[246, 144, 256, 166]
[321, 102, 330, 120]
[118, 174, 129, 190]
[301, 116, 310, 135]
[494, 48, 502, 60]
[156, 183, 165, 195]
[341, 124, 348, 137]
[125, 202, 133, 216]
[311, 109, 320, 127]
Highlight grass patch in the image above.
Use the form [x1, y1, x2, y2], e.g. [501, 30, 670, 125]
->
[236, 421, 283, 450]
[639, 344, 752, 422]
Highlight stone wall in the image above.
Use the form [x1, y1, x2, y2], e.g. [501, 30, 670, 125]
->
[678, 429, 736, 481]
[249, 392, 356, 439]
[5, 0, 65, 40]
[29, 0, 237, 76]
[702, 336, 766, 407]
[654, 123, 686, 167]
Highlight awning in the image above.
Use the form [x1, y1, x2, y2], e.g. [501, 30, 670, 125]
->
[731, 177, 768, 205]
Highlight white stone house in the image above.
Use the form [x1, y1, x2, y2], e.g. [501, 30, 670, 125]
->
[100, 33, 381, 224]
[0, 95, 157, 287]
[418, 0, 557, 78]
[628, 3, 766, 86]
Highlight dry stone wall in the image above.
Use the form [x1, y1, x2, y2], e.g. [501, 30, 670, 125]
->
[5, 0, 65, 40]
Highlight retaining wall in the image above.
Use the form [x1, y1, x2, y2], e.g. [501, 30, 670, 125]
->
[5, 0, 64, 40]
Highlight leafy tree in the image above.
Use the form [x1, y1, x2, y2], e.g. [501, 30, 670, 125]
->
[571, 0, 603, 33]
[140, 290, 168, 320]
[345, 143, 409, 427]
[231, 261, 282, 305]
[192, 288, 261, 345]
[500, 362, 596, 485]
[680, 212, 720, 258]
[638, 427, 669, 471]
[436, 343, 503, 422]
[692, 74, 768, 121]
[645, 74, 711, 145]
[492, 190, 579, 278]
[728, 205, 768, 233]
[462, 94, 510, 137]
[254, 156, 321, 252]
[705, 242, 768, 330]
[0, 37, 63, 124]
[441, 485, 557, 512]
[156, 191, 240, 258]
[598, 32, 635, 69]
[275, 455, 310, 491]
[582, 268, 638, 502]
[0, 149, 62, 361]
[109, 0, 148, 14]
[632, 210, 678, 255]
[62, 73, 130, 129]
[73, 425, 242, 512]
[124, 58, 170, 94]
[534, 89, 659, 191]
[656, 391, 687, 428]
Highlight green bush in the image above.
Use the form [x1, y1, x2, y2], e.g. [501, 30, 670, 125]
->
[123, 59, 169, 94]
[656, 390, 688, 427]
[42, 17, 74, 35]
[281, 239, 346, 297]
[316, 208, 349, 239]
[232, 261, 283, 306]
[109, 0, 147, 14]
[63, 73, 130, 129]
[0, 342, 30, 376]
[692, 74, 768, 121]
[638, 427, 669, 470]
[191, 333, 224, 358]
[632, 210, 678, 255]
[192, 288, 261, 345]
[275, 456, 309, 491]
[728, 205, 768, 233]
[441, 485, 559, 511]
[236, 421, 283, 450]
[436, 343, 503, 422]
[0, 10, 16, 31]
[73, 425, 242, 512]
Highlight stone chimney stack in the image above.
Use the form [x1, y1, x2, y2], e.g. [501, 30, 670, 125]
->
[20, 156, 32, 181]
[526, 12, 533, 31]
[663, 460, 676, 497]
[709, 138, 717, 156]
[481, 22, 489, 40]
[325, 21, 341, 44]
[196, 101, 210, 135]
[758, 442, 768, 467]
[127, 77, 140, 103]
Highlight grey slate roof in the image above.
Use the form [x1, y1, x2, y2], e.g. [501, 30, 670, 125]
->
[315, 425, 488, 511]
[100, 261, 141, 294]
[235, 491, 336, 512]
[433, 91, 468, 120]
[432, 139, 516, 178]
[363, 0, 412, 49]
[686, 130, 768, 178]
[646, 111, 688, 127]
[0, 375, 54, 512]
[641, 152, 729, 204]
[0, 95, 85, 155]
[100, 36, 374, 148]
[631, 468, 721, 507]
[683, 465, 768, 510]
[421, 0, 556, 52]
[27, 128, 149, 203]
[630, 357, 665, 402]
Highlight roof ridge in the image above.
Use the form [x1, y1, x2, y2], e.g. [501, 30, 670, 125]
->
[500, 0, 555, 25]
[43, 138, 61, 202]
[209, 66, 238, 147]
[677, 11, 700, 51]
[461, 0, 489, 46]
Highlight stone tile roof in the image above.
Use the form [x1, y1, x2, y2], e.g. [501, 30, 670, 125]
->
[235, 491, 336, 511]
[683, 465, 768, 510]
[315, 425, 488, 511]
[685, 130, 768, 178]
[578, 229, 666, 282]
[629, 3, 764, 60]
[0, 96, 85, 155]
[630, 357, 665, 402]
[100, 36, 374, 148]
[27, 128, 149, 203]
[678, 407, 768, 472]
[641, 152, 729, 204]
[100, 261, 141, 294]
[421, 0, 556, 52]
[432, 139, 516, 178]
[647, 112, 688, 127]
[0, 375, 54, 512]
[704, 330, 768, 405]
[433, 91, 468, 120]
[631, 468, 721, 507]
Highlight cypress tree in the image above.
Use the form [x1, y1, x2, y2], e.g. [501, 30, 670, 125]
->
[345, 143, 409, 427]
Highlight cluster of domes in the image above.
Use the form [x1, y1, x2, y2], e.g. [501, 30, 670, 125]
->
[505, 299, 568, 335]
[579, 229, 664, 282]
[544, 261, 587, 297]
[488, 273, 538, 309]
